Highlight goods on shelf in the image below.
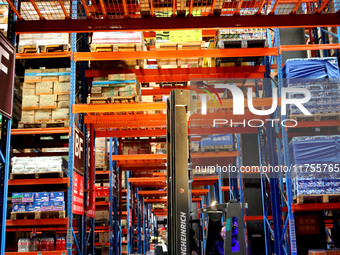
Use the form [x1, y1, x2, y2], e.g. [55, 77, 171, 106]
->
[200, 134, 234, 152]
[96, 187, 109, 197]
[18, 33, 69, 53]
[121, 140, 151, 155]
[290, 136, 340, 198]
[308, 249, 340, 255]
[12, 192, 65, 212]
[91, 32, 143, 45]
[284, 58, 340, 117]
[155, 30, 202, 43]
[17, 236, 65, 252]
[11, 156, 67, 175]
[95, 137, 108, 170]
[0, 5, 8, 36]
[218, 29, 267, 41]
[21, 67, 70, 125]
[89, 73, 140, 103]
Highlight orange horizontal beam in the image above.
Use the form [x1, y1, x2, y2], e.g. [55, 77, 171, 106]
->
[192, 197, 202, 203]
[128, 177, 166, 183]
[280, 43, 340, 52]
[96, 129, 166, 138]
[73, 102, 166, 114]
[202, 29, 217, 37]
[292, 202, 340, 212]
[138, 190, 167, 197]
[6, 218, 68, 227]
[85, 66, 267, 78]
[8, 178, 69, 187]
[192, 176, 219, 186]
[74, 48, 279, 61]
[191, 151, 238, 159]
[192, 189, 209, 196]
[112, 154, 166, 161]
[96, 170, 110, 175]
[198, 97, 280, 109]
[85, 113, 166, 124]
[143, 31, 156, 38]
[11, 127, 70, 135]
[16, 52, 71, 59]
[245, 216, 273, 221]
[144, 198, 167, 204]
[221, 186, 230, 192]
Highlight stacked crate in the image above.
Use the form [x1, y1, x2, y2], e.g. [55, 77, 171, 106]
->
[21, 68, 70, 127]
[95, 138, 108, 170]
[89, 73, 139, 103]
[290, 136, 340, 201]
[18, 33, 69, 53]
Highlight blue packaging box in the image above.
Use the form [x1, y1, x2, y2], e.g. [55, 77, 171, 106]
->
[41, 201, 53, 211]
[25, 202, 41, 212]
[12, 203, 26, 212]
[34, 192, 49, 202]
[21, 193, 34, 203]
[52, 201, 65, 211]
[49, 192, 64, 202]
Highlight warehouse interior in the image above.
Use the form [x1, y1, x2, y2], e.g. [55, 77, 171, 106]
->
[0, 1, 339, 255]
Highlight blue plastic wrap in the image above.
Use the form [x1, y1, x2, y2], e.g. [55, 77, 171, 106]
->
[200, 134, 233, 151]
[283, 57, 340, 79]
[290, 136, 340, 165]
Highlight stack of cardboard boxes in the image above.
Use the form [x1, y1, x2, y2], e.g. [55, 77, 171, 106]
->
[21, 68, 70, 124]
[18, 33, 69, 53]
[95, 138, 108, 170]
[90, 73, 138, 100]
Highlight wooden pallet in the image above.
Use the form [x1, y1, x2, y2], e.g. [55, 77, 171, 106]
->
[11, 210, 65, 220]
[111, 95, 138, 103]
[293, 194, 340, 204]
[157, 58, 203, 68]
[216, 38, 267, 66]
[87, 97, 111, 104]
[18, 45, 38, 54]
[39, 44, 70, 53]
[18, 120, 70, 129]
[155, 41, 205, 51]
[290, 112, 340, 122]
[90, 43, 142, 52]
[10, 171, 65, 180]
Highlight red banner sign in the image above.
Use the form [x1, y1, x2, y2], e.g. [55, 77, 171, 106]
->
[72, 172, 84, 215]
[0, 33, 15, 119]
[87, 180, 95, 218]
[74, 126, 85, 174]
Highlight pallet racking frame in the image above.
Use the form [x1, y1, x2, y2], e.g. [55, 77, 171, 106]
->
[1, 0, 340, 252]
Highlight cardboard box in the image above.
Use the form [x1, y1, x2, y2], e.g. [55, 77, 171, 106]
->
[36, 81, 54, 95]
[24, 69, 41, 83]
[93, 77, 108, 81]
[41, 68, 59, 82]
[57, 101, 70, 108]
[58, 94, 70, 101]
[54, 82, 70, 94]
[23, 83, 36, 90]
[22, 95, 39, 109]
[49, 192, 64, 202]
[52, 201, 65, 211]
[12, 203, 26, 212]
[34, 192, 49, 202]
[35, 110, 52, 122]
[108, 74, 126, 81]
[12, 192, 34, 203]
[41, 201, 53, 211]
[125, 73, 136, 80]
[26, 202, 41, 212]
[95, 211, 109, 220]
[142, 96, 154, 102]
[58, 68, 71, 82]
[98, 232, 110, 243]
[39, 95, 57, 108]
[91, 87, 102, 94]
[52, 108, 69, 120]
[23, 88, 36, 95]
[21, 110, 35, 123]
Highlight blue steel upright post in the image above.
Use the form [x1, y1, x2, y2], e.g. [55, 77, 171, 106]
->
[67, 0, 77, 253]
[275, 28, 298, 255]
[0, 116, 11, 255]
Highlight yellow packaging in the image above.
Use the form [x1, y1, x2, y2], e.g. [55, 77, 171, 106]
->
[57, 101, 70, 108]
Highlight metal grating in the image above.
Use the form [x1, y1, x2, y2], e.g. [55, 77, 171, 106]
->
[8, 0, 340, 20]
